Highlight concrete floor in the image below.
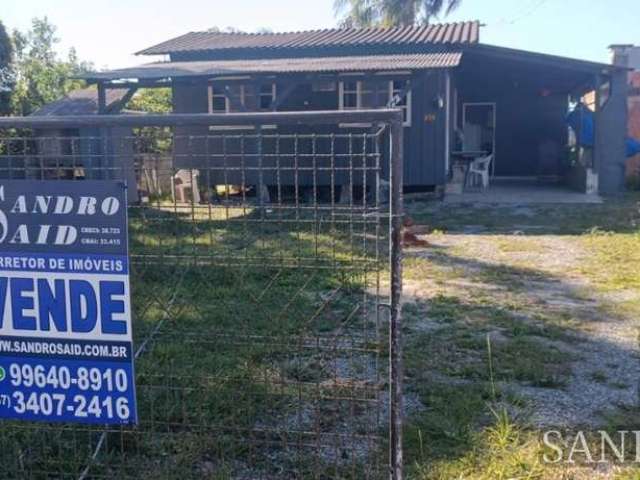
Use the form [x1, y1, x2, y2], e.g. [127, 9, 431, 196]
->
[444, 178, 603, 204]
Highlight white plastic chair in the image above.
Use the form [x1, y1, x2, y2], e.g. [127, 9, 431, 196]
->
[173, 169, 201, 203]
[467, 154, 493, 189]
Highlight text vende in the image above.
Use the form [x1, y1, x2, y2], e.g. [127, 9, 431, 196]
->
[0, 277, 128, 335]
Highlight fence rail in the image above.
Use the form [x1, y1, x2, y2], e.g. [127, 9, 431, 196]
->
[0, 110, 404, 480]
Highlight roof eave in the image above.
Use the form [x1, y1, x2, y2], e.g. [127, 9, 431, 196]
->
[79, 52, 463, 84]
[468, 43, 628, 74]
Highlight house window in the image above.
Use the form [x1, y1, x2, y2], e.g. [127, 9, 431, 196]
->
[339, 79, 412, 126]
[259, 83, 277, 110]
[208, 86, 228, 113]
[389, 80, 412, 126]
[209, 84, 277, 112]
[312, 77, 337, 92]
[339, 80, 361, 110]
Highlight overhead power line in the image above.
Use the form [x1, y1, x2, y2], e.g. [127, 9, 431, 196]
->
[494, 0, 551, 27]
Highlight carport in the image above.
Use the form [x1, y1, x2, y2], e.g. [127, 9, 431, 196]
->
[450, 44, 628, 194]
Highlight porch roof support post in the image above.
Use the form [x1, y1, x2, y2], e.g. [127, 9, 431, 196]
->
[95, 82, 108, 180]
[445, 70, 451, 178]
[593, 74, 601, 175]
[593, 70, 629, 194]
[97, 82, 107, 114]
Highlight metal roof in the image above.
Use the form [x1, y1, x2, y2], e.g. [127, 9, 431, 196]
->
[469, 43, 623, 73]
[31, 88, 129, 116]
[83, 52, 462, 82]
[137, 22, 480, 55]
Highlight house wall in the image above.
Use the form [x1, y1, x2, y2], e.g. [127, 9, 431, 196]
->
[455, 67, 568, 178]
[415, 69, 447, 187]
[629, 74, 640, 138]
[9, 127, 140, 201]
[630, 72, 640, 144]
[76, 127, 138, 202]
[172, 78, 211, 154]
[624, 72, 640, 180]
[170, 71, 450, 189]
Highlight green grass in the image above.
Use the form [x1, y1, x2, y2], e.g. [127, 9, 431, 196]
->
[407, 407, 549, 480]
[0, 205, 388, 479]
[580, 231, 640, 292]
[403, 193, 640, 479]
[4, 193, 640, 478]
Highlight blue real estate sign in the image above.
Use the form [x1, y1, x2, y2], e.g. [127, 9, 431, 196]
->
[0, 180, 137, 425]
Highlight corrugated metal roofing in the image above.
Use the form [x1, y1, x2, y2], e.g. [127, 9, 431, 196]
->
[83, 52, 462, 81]
[31, 88, 129, 116]
[136, 22, 479, 55]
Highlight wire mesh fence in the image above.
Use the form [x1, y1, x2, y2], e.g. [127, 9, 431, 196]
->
[0, 110, 404, 479]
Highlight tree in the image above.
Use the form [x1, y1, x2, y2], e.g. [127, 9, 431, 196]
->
[127, 88, 172, 114]
[0, 20, 14, 115]
[334, 0, 461, 27]
[11, 17, 92, 115]
[127, 88, 173, 155]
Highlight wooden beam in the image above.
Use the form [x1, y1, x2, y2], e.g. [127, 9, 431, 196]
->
[223, 85, 248, 112]
[90, 79, 172, 89]
[206, 71, 418, 85]
[444, 70, 451, 175]
[0, 110, 404, 129]
[106, 87, 138, 114]
[593, 73, 602, 173]
[97, 83, 107, 114]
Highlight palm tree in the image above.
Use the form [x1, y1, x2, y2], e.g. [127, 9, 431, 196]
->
[335, 0, 462, 27]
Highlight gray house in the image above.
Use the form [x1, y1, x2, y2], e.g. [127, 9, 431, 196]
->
[83, 21, 628, 195]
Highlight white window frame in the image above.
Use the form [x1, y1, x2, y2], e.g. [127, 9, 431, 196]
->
[208, 85, 230, 113]
[208, 84, 255, 131]
[339, 80, 362, 110]
[388, 80, 412, 127]
[312, 76, 337, 92]
[209, 83, 278, 113]
[258, 83, 277, 111]
[463, 102, 497, 176]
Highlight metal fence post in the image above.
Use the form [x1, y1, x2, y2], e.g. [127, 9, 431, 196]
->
[389, 115, 404, 480]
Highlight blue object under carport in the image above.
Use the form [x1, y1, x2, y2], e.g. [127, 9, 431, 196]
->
[568, 104, 640, 158]
[627, 137, 640, 158]
[567, 103, 595, 147]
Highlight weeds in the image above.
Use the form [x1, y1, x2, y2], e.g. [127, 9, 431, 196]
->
[404, 194, 640, 479]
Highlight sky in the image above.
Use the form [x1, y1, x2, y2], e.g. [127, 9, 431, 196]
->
[1, 0, 639, 70]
